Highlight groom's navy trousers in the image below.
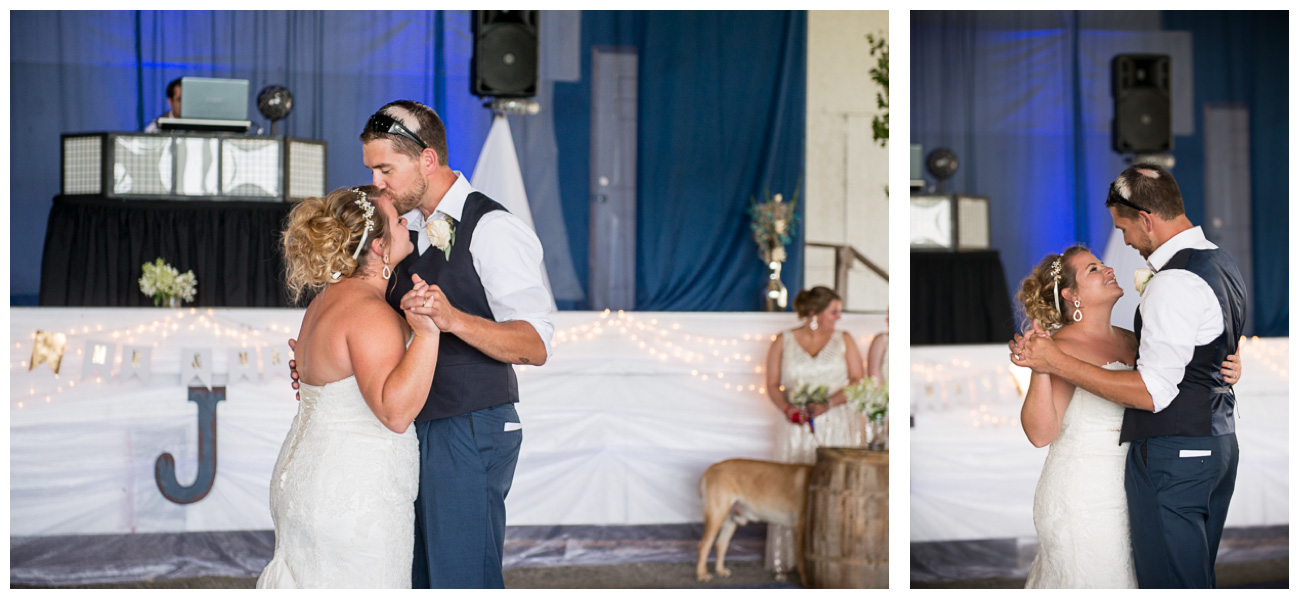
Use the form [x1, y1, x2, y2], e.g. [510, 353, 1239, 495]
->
[1124, 433, 1238, 588]
[411, 403, 522, 589]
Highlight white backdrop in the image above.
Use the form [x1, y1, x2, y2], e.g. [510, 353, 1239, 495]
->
[909, 341, 1289, 543]
[9, 308, 887, 537]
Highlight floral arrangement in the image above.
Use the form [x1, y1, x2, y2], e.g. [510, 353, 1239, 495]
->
[747, 183, 801, 265]
[790, 382, 829, 411]
[139, 258, 197, 307]
[846, 377, 889, 421]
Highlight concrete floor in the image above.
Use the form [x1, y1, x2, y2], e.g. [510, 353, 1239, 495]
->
[13, 560, 798, 589]
[911, 557, 1289, 589]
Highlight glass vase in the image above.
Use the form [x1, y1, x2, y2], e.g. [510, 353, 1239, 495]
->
[168, 296, 180, 308]
[867, 414, 888, 451]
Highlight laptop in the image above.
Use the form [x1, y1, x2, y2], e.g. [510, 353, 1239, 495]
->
[180, 77, 250, 121]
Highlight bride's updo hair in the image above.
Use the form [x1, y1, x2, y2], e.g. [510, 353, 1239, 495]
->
[1016, 245, 1089, 331]
[794, 286, 841, 319]
[281, 186, 390, 304]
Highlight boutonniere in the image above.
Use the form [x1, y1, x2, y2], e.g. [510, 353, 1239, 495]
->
[425, 216, 456, 261]
[1134, 268, 1154, 296]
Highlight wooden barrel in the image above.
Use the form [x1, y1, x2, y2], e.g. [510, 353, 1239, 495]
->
[803, 447, 888, 588]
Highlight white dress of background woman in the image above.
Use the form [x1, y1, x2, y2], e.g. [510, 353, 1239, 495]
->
[257, 187, 440, 588]
[762, 287, 864, 576]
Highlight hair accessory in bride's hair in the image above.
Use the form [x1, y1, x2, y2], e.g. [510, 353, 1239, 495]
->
[1048, 256, 1064, 317]
[330, 188, 376, 281]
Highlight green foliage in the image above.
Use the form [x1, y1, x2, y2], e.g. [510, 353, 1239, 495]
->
[866, 32, 888, 148]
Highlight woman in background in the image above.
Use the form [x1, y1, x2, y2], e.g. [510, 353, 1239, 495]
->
[761, 285, 864, 578]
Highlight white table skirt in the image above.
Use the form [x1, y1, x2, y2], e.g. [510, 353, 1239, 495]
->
[9, 308, 886, 536]
[909, 340, 1289, 542]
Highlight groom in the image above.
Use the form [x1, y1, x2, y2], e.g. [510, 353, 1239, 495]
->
[364, 100, 552, 588]
[1013, 163, 1246, 588]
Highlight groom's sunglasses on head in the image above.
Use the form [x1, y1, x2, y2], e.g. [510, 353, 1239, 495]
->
[1107, 189, 1151, 215]
[367, 113, 428, 150]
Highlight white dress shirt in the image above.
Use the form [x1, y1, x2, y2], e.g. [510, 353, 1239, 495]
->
[143, 109, 175, 134]
[1136, 226, 1223, 413]
[402, 172, 554, 361]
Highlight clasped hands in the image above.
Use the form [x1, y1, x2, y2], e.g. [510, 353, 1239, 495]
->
[285, 274, 457, 401]
[784, 402, 829, 424]
[1008, 319, 1060, 374]
[1008, 319, 1244, 385]
[400, 274, 459, 334]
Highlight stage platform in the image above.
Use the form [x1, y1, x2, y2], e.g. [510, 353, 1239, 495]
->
[10, 308, 886, 584]
[909, 341, 1289, 582]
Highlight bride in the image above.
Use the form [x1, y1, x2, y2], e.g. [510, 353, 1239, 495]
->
[258, 186, 439, 588]
[1012, 246, 1240, 588]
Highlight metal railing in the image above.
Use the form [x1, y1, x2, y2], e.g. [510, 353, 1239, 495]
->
[805, 242, 888, 304]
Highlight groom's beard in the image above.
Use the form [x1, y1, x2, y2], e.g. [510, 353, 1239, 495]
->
[391, 177, 429, 215]
[1133, 231, 1157, 258]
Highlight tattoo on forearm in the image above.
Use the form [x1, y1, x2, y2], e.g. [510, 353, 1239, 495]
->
[519, 358, 530, 364]
[1113, 397, 1143, 409]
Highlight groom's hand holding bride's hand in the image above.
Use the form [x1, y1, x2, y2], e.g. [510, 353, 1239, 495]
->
[400, 274, 462, 333]
[1010, 319, 1057, 374]
[398, 282, 440, 338]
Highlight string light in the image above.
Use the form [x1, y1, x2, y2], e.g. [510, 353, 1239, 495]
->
[16, 311, 894, 410]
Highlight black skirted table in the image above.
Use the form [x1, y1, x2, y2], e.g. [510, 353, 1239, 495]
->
[39, 196, 294, 307]
[910, 250, 1015, 345]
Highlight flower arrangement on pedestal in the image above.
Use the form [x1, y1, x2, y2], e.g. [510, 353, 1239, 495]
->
[747, 184, 801, 310]
[846, 377, 889, 450]
[139, 258, 197, 307]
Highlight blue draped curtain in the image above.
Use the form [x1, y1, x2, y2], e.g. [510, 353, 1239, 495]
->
[551, 10, 806, 311]
[12, 10, 807, 312]
[911, 10, 1286, 336]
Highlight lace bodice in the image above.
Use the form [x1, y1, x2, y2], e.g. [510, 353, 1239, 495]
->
[779, 330, 849, 393]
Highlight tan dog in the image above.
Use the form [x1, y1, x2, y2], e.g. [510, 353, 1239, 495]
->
[696, 458, 812, 584]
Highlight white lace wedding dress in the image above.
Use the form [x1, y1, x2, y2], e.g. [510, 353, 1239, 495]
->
[1025, 362, 1138, 588]
[766, 330, 864, 574]
[257, 375, 419, 588]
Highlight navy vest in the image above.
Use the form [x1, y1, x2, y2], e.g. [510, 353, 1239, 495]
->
[386, 192, 520, 423]
[1119, 247, 1246, 443]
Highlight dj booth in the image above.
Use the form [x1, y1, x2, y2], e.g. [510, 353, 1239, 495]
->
[40, 131, 327, 308]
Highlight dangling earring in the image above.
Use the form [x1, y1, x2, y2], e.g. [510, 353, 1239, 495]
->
[1072, 299, 1082, 322]
[382, 253, 392, 280]
[810, 315, 819, 331]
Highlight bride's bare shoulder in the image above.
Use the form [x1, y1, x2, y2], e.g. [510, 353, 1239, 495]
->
[1047, 326, 1084, 349]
